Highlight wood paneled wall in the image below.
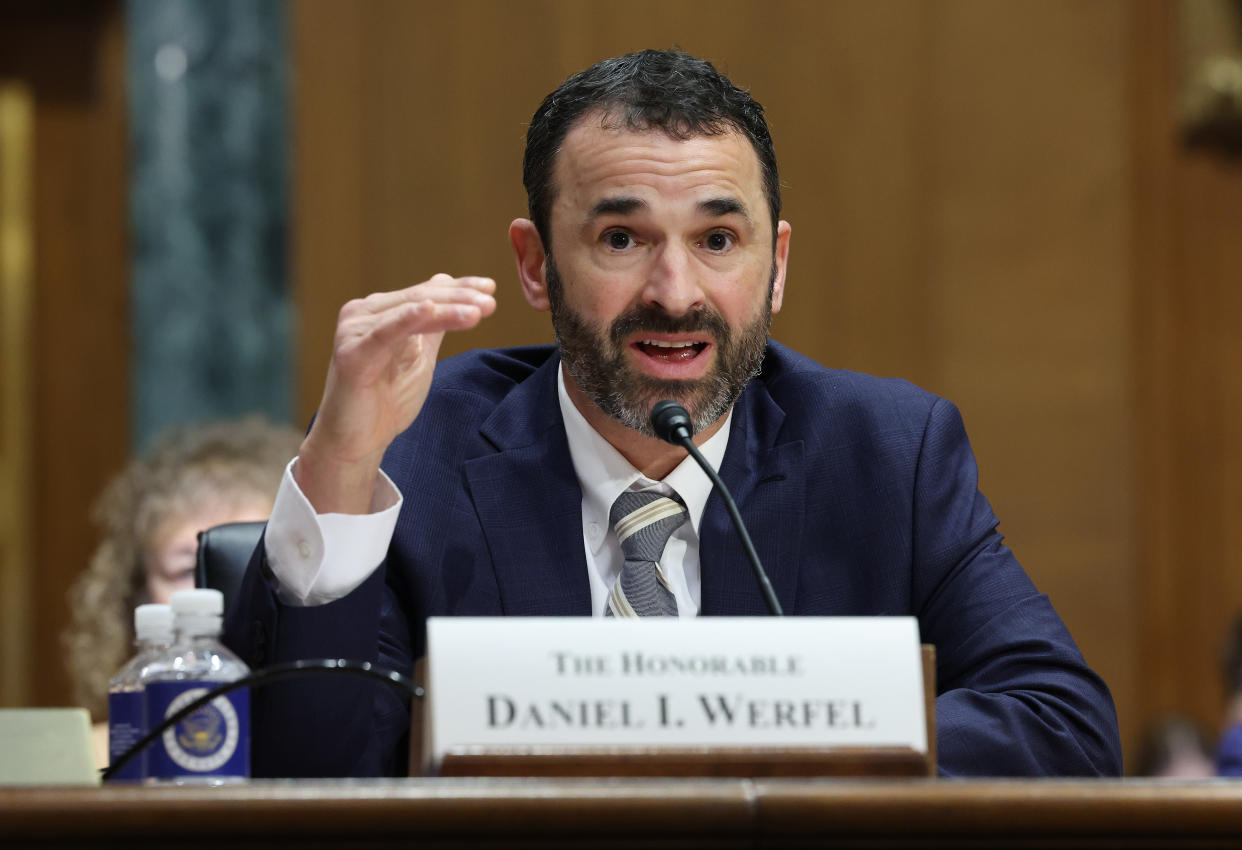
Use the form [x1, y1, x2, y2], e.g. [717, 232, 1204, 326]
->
[1133, 0, 1242, 743]
[292, 1, 1145, 756]
[0, 2, 129, 709]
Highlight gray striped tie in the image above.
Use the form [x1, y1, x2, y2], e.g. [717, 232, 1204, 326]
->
[606, 490, 687, 617]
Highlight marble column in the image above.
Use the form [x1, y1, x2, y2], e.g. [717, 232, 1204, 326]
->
[127, 0, 291, 450]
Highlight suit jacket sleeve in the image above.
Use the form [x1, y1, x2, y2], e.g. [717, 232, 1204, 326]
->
[912, 398, 1122, 776]
[223, 542, 415, 777]
[220, 357, 532, 779]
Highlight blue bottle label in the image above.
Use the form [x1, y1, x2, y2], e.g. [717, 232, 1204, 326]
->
[107, 691, 146, 782]
[145, 681, 250, 779]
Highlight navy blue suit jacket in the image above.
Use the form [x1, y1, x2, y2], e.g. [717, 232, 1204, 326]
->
[224, 342, 1121, 778]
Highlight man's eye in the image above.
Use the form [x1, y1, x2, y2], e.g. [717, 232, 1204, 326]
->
[704, 232, 733, 252]
[605, 230, 633, 250]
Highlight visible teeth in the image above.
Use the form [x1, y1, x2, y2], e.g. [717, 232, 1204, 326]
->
[641, 340, 697, 348]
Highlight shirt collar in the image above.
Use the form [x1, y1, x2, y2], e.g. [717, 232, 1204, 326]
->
[557, 365, 731, 554]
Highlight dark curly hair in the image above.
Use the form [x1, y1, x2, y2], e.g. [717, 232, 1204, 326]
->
[522, 49, 781, 252]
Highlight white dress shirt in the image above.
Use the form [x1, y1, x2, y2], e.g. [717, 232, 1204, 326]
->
[556, 369, 729, 616]
[264, 365, 731, 614]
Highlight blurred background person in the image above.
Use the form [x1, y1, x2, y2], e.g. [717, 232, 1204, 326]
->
[61, 417, 300, 765]
[1217, 614, 1242, 776]
[1132, 715, 1216, 779]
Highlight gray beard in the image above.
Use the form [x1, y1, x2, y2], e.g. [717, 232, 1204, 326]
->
[546, 259, 771, 438]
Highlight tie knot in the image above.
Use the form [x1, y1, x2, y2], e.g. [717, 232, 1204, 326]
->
[610, 490, 688, 563]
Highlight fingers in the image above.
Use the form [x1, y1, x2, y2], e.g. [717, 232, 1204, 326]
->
[348, 274, 496, 317]
[333, 275, 496, 374]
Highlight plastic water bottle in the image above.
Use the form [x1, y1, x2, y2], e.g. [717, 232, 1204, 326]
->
[144, 589, 250, 783]
[106, 603, 174, 782]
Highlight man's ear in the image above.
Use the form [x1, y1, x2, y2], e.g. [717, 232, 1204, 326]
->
[509, 218, 550, 311]
[769, 220, 792, 314]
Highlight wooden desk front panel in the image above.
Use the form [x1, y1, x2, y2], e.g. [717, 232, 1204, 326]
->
[5, 780, 1242, 849]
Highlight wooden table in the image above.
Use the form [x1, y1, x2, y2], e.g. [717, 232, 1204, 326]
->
[5, 778, 1242, 848]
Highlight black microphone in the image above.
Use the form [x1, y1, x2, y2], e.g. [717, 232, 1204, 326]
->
[650, 400, 784, 616]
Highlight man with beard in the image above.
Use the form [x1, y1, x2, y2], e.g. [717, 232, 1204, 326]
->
[224, 49, 1121, 779]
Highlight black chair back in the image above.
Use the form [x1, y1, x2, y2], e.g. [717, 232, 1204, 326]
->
[195, 520, 265, 615]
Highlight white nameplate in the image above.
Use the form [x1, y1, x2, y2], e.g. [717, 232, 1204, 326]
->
[425, 617, 925, 766]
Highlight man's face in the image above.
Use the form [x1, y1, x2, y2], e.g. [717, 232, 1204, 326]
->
[540, 116, 790, 437]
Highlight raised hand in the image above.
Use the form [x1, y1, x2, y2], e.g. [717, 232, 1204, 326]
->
[295, 274, 496, 514]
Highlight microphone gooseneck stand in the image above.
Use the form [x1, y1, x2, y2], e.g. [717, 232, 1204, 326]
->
[649, 400, 784, 617]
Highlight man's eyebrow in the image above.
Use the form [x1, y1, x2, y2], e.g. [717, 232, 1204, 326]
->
[583, 195, 753, 226]
[588, 196, 647, 219]
[700, 197, 752, 223]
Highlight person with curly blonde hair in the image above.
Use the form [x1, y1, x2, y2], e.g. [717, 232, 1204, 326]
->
[63, 417, 301, 748]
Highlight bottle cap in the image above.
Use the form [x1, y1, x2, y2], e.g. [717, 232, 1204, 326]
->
[133, 603, 174, 643]
[169, 588, 224, 618]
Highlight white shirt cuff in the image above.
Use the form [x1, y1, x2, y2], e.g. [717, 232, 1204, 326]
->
[264, 457, 402, 606]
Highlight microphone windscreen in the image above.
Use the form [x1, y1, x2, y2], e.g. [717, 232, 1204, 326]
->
[650, 400, 693, 444]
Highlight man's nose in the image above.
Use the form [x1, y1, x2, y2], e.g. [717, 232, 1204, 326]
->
[642, 243, 705, 317]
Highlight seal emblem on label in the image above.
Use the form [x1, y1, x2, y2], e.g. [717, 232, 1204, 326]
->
[161, 687, 240, 772]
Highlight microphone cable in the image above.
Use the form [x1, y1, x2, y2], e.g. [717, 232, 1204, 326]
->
[100, 658, 422, 782]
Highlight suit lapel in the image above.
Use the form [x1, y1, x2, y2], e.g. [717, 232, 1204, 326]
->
[700, 380, 805, 616]
[463, 355, 592, 616]
[461, 347, 805, 617]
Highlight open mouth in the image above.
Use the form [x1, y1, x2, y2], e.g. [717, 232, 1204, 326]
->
[633, 339, 709, 364]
